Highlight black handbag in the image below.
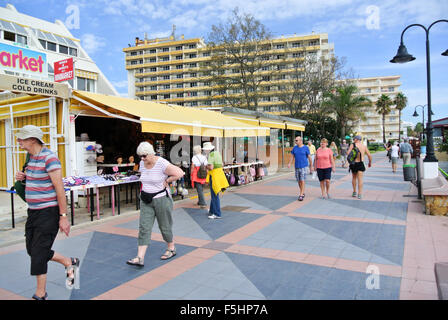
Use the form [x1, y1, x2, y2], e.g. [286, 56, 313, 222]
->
[140, 189, 168, 204]
[14, 153, 30, 202]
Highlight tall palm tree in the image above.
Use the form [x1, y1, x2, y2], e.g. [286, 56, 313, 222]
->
[394, 92, 408, 142]
[376, 94, 393, 144]
[323, 84, 369, 141]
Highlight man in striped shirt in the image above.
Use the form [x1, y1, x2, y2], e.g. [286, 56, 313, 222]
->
[15, 125, 79, 300]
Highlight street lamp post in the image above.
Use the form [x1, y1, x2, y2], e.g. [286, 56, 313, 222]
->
[390, 20, 448, 175]
[413, 104, 426, 140]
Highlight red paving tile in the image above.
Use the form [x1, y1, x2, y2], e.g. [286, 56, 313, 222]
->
[0, 288, 27, 300]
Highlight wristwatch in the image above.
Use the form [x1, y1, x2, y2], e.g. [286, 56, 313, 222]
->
[60, 213, 67, 217]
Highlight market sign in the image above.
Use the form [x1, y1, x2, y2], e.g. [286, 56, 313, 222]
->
[54, 58, 74, 82]
[0, 42, 47, 78]
[0, 73, 69, 99]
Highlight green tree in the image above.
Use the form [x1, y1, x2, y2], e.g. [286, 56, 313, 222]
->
[376, 94, 393, 143]
[205, 8, 274, 110]
[394, 92, 408, 142]
[323, 84, 369, 141]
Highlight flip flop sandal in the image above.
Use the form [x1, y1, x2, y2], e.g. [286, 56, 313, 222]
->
[65, 257, 80, 289]
[32, 292, 48, 300]
[298, 195, 304, 201]
[126, 256, 144, 267]
[161, 248, 176, 260]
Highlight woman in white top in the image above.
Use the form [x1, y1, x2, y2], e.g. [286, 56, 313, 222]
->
[127, 142, 184, 267]
[390, 141, 400, 173]
[191, 145, 208, 208]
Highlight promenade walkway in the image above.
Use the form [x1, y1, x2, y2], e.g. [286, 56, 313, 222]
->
[0, 151, 447, 300]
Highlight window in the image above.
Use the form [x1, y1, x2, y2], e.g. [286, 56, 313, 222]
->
[262, 66, 270, 71]
[3, 31, 15, 42]
[162, 57, 169, 61]
[292, 52, 304, 58]
[131, 52, 137, 56]
[203, 52, 210, 57]
[150, 58, 156, 63]
[189, 63, 197, 68]
[151, 95, 157, 100]
[150, 86, 157, 90]
[292, 42, 302, 48]
[191, 101, 198, 106]
[191, 92, 197, 97]
[189, 44, 196, 49]
[162, 47, 169, 52]
[16, 34, 27, 45]
[150, 67, 156, 72]
[164, 84, 170, 89]
[47, 42, 57, 51]
[39, 39, 46, 49]
[177, 74, 183, 79]
[163, 94, 170, 99]
[190, 82, 197, 87]
[77, 77, 95, 92]
[189, 53, 197, 59]
[205, 91, 211, 96]
[150, 49, 156, 54]
[151, 77, 157, 81]
[162, 66, 170, 71]
[69, 47, 77, 56]
[203, 82, 210, 86]
[190, 73, 197, 77]
[276, 44, 285, 49]
[59, 45, 68, 54]
[163, 75, 170, 80]
[177, 93, 184, 98]
[176, 65, 183, 69]
[177, 83, 183, 88]
[176, 46, 182, 51]
[388, 87, 394, 92]
[176, 55, 183, 60]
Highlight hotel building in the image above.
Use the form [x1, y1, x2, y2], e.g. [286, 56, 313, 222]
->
[124, 32, 334, 113]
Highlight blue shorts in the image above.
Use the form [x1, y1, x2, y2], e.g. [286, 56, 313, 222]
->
[317, 167, 332, 181]
[295, 167, 307, 181]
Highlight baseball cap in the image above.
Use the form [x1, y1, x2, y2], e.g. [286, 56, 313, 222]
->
[15, 125, 45, 144]
[354, 135, 362, 141]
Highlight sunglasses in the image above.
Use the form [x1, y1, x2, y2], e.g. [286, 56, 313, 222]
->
[140, 154, 148, 158]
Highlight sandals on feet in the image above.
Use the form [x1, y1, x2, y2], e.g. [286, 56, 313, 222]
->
[298, 195, 304, 201]
[352, 192, 357, 197]
[161, 248, 176, 260]
[32, 292, 48, 300]
[65, 257, 80, 289]
[126, 256, 144, 267]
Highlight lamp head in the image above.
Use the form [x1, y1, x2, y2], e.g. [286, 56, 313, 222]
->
[390, 43, 416, 63]
[413, 111, 419, 117]
[442, 49, 448, 56]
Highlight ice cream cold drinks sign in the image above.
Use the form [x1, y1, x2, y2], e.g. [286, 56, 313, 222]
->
[0, 43, 47, 77]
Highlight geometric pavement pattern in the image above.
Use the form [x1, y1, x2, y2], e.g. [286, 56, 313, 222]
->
[0, 153, 415, 300]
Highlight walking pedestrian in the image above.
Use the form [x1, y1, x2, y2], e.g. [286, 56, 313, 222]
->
[202, 142, 229, 219]
[14, 125, 79, 300]
[191, 145, 208, 209]
[385, 141, 392, 162]
[347, 135, 372, 199]
[288, 136, 313, 201]
[340, 139, 349, 168]
[314, 138, 335, 199]
[307, 140, 316, 174]
[399, 138, 413, 165]
[390, 141, 400, 173]
[330, 141, 338, 162]
[127, 141, 184, 267]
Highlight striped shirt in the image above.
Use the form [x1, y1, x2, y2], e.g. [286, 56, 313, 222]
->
[25, 147, 62, 210]
[139, 157, 170, 199]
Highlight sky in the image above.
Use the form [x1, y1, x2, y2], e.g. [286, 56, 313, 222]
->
[4, 0, 447, 126]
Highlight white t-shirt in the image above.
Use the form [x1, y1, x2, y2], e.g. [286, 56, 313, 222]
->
[191, 154, 208, 167]
[391, 145, 400, 158]
[139, 157, 170, 199]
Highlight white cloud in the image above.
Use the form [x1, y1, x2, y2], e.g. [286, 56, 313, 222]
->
[80, 34, 106, 55]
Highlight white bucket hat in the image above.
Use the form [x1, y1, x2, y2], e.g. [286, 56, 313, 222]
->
[15, 125, 45, 144]
[202, 142, 215, 151]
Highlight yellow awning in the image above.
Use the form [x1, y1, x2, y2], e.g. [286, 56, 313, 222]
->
[259, 119, 286, 129]
[0, 95, 50, 120]
[73, 91, 269, 137]
[286, 123, 305, 131]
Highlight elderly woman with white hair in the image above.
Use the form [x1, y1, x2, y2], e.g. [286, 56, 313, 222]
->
[127, 141, 185, 266]
[191, 145, 208, 209]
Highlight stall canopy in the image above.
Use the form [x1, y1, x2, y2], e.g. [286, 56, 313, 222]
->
[219, 107, 307, 131]
[72, 91, 269, 137]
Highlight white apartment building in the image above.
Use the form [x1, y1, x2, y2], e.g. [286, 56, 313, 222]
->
[0, 3, 117, 96]
[349, 75, 402, 142]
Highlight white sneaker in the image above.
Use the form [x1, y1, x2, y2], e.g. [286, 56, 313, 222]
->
[208, 214, 216, 219]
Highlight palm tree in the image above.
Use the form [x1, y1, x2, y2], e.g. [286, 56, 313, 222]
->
[394, 92, 408, 142]
[323, 84, 369, 141]
[376, 94, 393, 144]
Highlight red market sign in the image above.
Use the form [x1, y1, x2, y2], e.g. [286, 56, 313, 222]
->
[54, 58, 74, 82]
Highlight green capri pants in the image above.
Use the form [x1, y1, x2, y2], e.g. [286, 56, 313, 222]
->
[138, 195, 174, 246]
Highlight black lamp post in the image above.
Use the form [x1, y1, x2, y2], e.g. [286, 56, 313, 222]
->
[412, 104, 434, 141]
[390, 19, 448, 163]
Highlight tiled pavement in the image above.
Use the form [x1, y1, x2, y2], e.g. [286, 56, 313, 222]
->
[1, 152, 447, 300]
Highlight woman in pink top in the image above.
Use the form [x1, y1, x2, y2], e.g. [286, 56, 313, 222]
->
[127, 141, 184, 267]
[314, 138, 336, 199]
